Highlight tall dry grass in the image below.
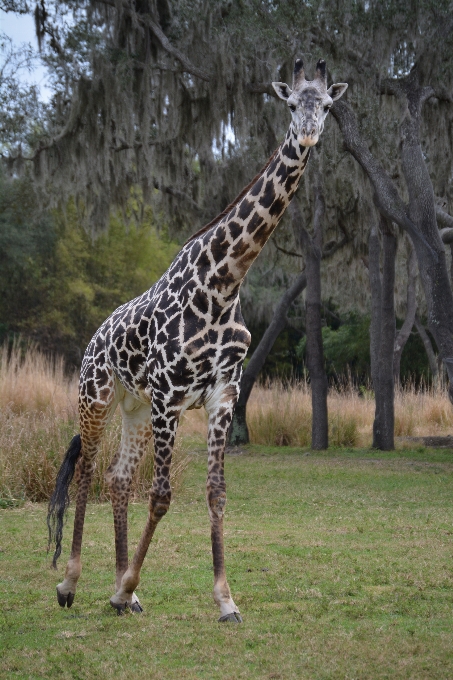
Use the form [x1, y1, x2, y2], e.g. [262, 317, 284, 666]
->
[0, 344, 188, 505]
[180, 379, 453, 448]
[2, 343, 453, 504]
[179, 381, 364, 448]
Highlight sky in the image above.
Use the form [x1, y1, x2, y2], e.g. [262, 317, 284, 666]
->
[0, 9, 51, 99]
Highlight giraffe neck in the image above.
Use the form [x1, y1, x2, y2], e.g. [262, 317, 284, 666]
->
[190, 128, 310, 304]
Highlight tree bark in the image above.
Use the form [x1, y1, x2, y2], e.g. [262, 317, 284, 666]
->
[449, 244, 453, 292]
[291, 161, 328, 449]
[393, 243, 417, 384]
[368, 224, 382, 397]
[332, 95, 453, 404]
[414, 314, 439, 385]
[372, 219, 397, 450]
[227, 270, 307, 446]
[398, 78, 453, 401]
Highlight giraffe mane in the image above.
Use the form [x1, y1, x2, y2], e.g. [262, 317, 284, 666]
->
[184, 146, 280, 245]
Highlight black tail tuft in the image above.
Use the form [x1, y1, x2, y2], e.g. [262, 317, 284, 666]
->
[47, 434, 82, 569]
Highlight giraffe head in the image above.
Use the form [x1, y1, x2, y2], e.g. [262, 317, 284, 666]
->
[273, 59, 348, 147]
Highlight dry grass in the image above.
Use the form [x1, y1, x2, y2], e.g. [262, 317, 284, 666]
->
[181, 380, 453, 448]
[0, 341, 78, 417]
[2, 343, 453, 503]
[0, 344, 188, 505]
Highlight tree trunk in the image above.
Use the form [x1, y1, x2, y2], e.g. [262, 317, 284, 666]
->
[398, 79, 453, 402]
[414, 313, 439, 386]
[393, 243, 417, 384]
[332, 96, 453, 404]
[291, 160, 328, 450]
[368, 224, 382, 397]
[368, 218, 396, 450]
[450, 244, 453, 291]
[228, 270, 307, 446]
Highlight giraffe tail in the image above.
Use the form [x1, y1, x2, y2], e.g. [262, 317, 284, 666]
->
[47, 434, 82, 569]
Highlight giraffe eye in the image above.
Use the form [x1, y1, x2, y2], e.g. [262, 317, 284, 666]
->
[288, 104, 296, 113]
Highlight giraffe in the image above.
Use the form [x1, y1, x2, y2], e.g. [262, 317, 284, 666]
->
[47, 58, 347, 622]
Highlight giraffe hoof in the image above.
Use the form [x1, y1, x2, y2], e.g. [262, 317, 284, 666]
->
[56, 587, 75, 608]
[130, 601, 143, 614]
[110, 600, 127, 616]
[218, 612, 243, 623]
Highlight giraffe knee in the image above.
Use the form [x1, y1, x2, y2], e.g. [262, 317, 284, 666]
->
[208, 490, 227, 519]
[105, 468, 130, 493]
[149, 490, 171, 521]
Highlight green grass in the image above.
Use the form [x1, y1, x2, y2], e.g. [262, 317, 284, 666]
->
[1, 446, 453, 679]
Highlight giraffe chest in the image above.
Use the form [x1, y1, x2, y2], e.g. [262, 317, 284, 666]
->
[147, 300, 251, 409]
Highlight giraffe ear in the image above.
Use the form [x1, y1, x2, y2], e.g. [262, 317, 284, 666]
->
[272, 82, 292, 101]
[327, 83, 348, 101]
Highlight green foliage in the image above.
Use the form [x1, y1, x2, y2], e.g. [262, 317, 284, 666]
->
[0, 174, 179, 363]
[296, 315, 371, 381]
[296, 314, 432, 384]
[322, 316, 372, 380]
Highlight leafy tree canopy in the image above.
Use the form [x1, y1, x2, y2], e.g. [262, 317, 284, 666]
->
[0, 172, 178, 363]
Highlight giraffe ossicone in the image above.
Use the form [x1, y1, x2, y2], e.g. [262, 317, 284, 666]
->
[47, 58, 347, 622]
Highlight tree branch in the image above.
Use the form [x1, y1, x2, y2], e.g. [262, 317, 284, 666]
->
[145, 17, 210, 82]
[94, 0, 210, 82]
[152, 178, 201, 211]
[330, 99, 437, 261]
[436, 206, 453, 230]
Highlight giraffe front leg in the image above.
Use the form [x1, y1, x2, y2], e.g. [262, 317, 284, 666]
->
[206, 394, 242, 623]
[108, 474, 143, 615]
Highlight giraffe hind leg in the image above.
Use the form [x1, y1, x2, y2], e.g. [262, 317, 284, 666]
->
[55, 372, 118, 608]
[105, 397, 152, 614]
[110, 398, 179, 612]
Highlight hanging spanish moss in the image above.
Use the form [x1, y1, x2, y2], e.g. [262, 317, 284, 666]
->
[2, 0, 453, 325]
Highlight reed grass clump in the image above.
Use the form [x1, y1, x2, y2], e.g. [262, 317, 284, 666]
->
[247, 383, 312, 447]
[329, 413, 359, 447]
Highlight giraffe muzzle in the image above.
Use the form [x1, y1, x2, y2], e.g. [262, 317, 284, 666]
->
[297, 124, 319, 147]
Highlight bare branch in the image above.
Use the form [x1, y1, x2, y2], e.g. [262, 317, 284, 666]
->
[247, 82, 277, 96]
[330, 99, 437, 261]
[145, 17, 210, 82]
[272, 240, 303, 258]
[437, 206, 453, 230]
[439, 228, 453, 245]
[152, 178, 201, 212]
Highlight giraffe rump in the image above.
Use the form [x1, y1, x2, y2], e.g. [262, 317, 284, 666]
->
[47, 434, 82, 569]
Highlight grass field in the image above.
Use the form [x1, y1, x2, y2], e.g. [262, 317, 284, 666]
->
[2, 446, 453, 679]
